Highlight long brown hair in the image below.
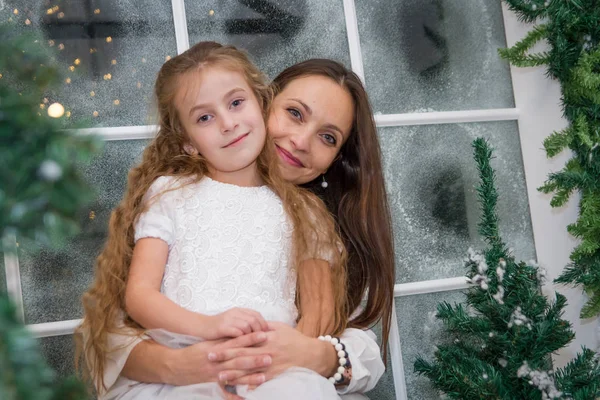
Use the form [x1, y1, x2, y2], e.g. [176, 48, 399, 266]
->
[77, 43, 347, 391]
[272, 59, 395, 359]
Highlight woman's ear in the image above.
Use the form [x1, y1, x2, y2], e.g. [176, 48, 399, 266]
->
[183, 143, 199, 156]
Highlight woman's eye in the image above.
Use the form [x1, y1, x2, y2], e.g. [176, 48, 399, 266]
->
[231, 99, 244, 108]
[198, 115, 212, 123]
[287, 108, 302, 120]
[321, 133, 337, 145]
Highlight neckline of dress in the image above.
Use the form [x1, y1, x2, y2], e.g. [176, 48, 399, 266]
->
[203, 175, 269, 192]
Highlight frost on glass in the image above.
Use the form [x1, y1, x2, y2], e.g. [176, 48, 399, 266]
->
[395, 291, 465, 399]
[355, 0, 515, 114]
[380, 122, 535, 284]
[19, 140, 148, 324]
[39, 335, 76, 379]
[185, 0, 351, 79]
[4, 0, 177, 126]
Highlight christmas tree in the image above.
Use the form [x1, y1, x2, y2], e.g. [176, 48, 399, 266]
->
[499, 0, 600, 319]
[414, 138, 600, 399]
[1, 20, 101, 400]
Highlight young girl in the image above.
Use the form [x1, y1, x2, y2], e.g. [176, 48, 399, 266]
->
[78, 42, 349, 400]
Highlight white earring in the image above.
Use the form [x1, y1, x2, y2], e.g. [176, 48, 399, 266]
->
[321, 175, 328, 188]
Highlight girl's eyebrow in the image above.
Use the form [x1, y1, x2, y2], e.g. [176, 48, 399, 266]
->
[188, 87, 246, 116]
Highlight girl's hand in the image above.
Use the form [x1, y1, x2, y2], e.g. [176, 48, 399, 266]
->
[201, 308, 269, 339]
[208, 322, 339, 386]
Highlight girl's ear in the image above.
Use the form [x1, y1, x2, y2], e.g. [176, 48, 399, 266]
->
[183, 143, 199, 156]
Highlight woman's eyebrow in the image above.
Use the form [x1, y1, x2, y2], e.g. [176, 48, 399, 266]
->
[290, 98, 312, 115]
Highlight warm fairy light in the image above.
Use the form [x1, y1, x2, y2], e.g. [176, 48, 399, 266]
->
[0, 73, 3, 79]
[47, 8, 54, 15]
[69, 65, 75, 71]
[13, 9, 18, 15]
[47, 102, 65, 118]
[103, 73, 112, 80]
[74, 58, 81, 65]
[165, 55, 171, 61]
[90, 48, 97, 54]
[93, 111, 99, 117]
[65, 77, 71, 84]
[113, 99, 120, 105]
[52, 6, 59, 12]
[25, 19, 31, 25]
[141, 57, 146, 63]
[48, 40, 55, 46]
[89, 211, 96, 220]
[40, 103, 46, 109]
[209, 10, 215, 16]
[136, 81, 142, 89]
[58, 43, 65, 50]
[106, 36, 112, 43]
[94, 9, 101, 14]
[58, 12, 64, 19]
[111, 59, 117, 65]
[90, 91, 95, 97]
[66, 111, 71, 118]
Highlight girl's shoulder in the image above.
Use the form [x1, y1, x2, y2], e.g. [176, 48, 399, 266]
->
[145, 175, 197, 199]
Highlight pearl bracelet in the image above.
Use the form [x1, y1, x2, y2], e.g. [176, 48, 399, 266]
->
[318, 335, 350, 384]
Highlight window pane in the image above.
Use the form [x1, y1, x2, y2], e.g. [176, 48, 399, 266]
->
[19, 140, 148, 324]
[380, 121, 535, 284]
[356, 0, 515, 114]
[185, 0, 351, 78]
[39, 334, 76, 378]
[4, 1, 177, 126]
[395, 291, 465, 399]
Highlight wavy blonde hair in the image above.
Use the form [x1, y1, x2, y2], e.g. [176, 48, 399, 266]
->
[76, 41, 347, 391]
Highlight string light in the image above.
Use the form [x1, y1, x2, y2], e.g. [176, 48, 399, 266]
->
[66, 111, 71, 118]
[209, 10, 215, 16]
[48, 40, 55, 46]
[58, 12, 64, 19]
[103, 73, 112, 80]
[65, 77, 71, 84]
[40, 104, 46, 109]
[0, 73, 3, 79]
[90, 48, 97, 54]
[58, 43, 64, 50]
[90, 91, 95, 97]
[47, 8, 54, 15]
[106, 36, 112, 43]
[93, 111, 99, 117]
[165, 55, 171, 61]
[141, 57, 146, 63]
[13, 9, 18, 15]
[47, 102, 65, 118]
[111, 59, 117, 65]
[43, 98, 49, 103]
[25, 19, 31, 25]
[94, 9, 101, 14]
[89, 211, 96, 220]
[74, 58, 81, 65]
[69, 65, 75, 71]
[113, 99, 120, 106]
[136, 82, 142, 89]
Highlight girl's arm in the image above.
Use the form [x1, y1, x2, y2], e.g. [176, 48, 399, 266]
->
[127, 238, 268, 339]
[126, 238, 208, 337]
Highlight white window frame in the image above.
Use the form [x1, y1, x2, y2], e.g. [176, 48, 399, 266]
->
[4, 2, 597, 399]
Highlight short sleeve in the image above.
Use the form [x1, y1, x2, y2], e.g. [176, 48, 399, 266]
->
[134, 176, 177, 247]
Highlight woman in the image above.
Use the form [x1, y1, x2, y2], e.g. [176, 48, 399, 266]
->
[83, 59, 395, 399]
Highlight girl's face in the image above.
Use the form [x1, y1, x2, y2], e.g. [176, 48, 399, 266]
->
[267, 75, 354, 185]
[176, 67, 266, 185]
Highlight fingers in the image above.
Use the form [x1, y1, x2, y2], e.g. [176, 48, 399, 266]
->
[229, 374, 268, 387]
[211, 331, 267, 356]
[221, 354, 272, 372]
[241, 309, 269, 332]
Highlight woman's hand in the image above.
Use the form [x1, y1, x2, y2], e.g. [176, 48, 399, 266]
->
[208, 322, 339, 386]
[165, 331, 273, 386]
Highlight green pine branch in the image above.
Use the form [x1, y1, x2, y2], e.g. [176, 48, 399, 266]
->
[499, 0, 600, 319]
[414, 138, 599, 399]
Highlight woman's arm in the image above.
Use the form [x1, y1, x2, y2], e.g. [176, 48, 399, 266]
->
[108, 331, 272, 386]
[212, 322, 385, 394]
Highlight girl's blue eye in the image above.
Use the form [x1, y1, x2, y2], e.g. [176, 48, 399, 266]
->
[198, 115, 212, 123]
[287, 108, 302, 120]
[232, 99, 244, 107]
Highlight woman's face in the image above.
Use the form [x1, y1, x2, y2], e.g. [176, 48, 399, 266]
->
[267, 75, 354, 185]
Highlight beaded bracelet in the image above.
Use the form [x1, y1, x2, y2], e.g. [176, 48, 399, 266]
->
[318, 335, 352, 384]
